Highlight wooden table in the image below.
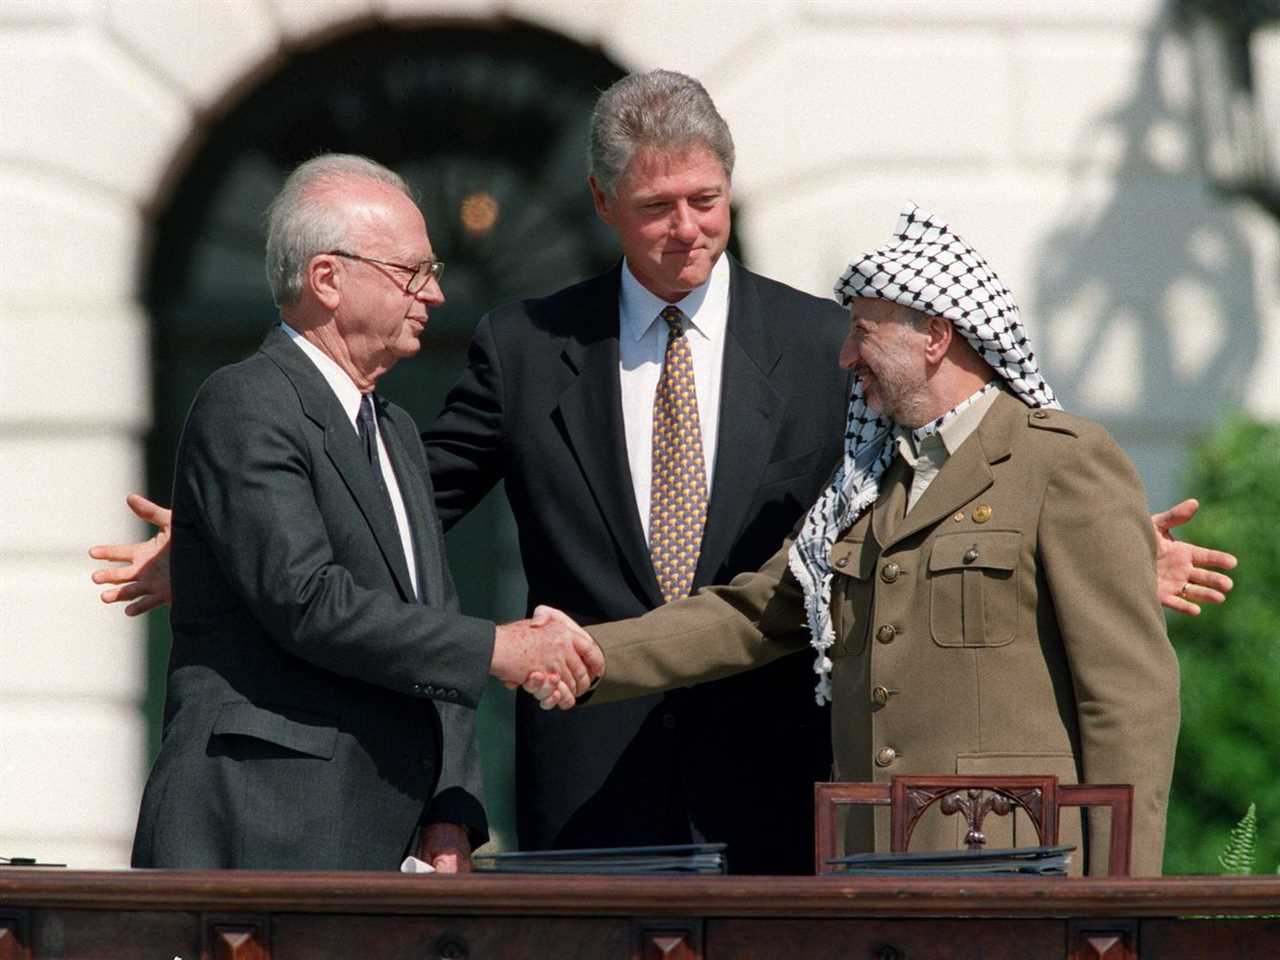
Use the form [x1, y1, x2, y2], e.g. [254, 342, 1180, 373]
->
[3, 869, 1279, 959]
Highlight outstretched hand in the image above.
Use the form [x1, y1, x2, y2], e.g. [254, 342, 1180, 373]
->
[1151, 498, 1237, 616]
[89, 494, 174, 616]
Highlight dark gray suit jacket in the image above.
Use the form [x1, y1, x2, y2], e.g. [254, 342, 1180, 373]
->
[425, 257, 850, 873]
[132, 327, 495, 870]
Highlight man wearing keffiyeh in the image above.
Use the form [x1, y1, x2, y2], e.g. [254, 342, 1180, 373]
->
[579, 204, 1182, 876]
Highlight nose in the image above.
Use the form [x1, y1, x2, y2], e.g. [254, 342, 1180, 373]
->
[838, 327, 861, 369]
[415, 275, 445, 307]
[669, 201, 698, 242]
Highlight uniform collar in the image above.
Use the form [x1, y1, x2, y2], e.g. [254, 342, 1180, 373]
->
[896, 381, 1003, 464]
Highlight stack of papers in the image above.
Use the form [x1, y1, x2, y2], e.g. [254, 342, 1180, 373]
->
[473, 842, 727, 875]
[827, 844, 1074, 877]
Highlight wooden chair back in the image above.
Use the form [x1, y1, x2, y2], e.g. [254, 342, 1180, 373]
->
[814, 774, 1133, 876]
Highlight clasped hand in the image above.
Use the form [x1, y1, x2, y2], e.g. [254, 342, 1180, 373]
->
[490, 606, 603, 710]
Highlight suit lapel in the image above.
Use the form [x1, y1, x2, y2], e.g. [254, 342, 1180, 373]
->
[261, 329, 417, 602]
[883, 392, 1019, 548]
[694, 260, 783, 587]
[552, 269, 664, 606]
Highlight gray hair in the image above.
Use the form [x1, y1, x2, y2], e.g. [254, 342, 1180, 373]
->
[588, 70, 735, 196]
[264, 154, 412, 308]
[896, 303, 931, 329]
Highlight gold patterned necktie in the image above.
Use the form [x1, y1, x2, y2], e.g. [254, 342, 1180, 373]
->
[649, 305, 708, 603]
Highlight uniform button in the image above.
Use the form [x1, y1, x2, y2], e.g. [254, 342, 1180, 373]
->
[662, 713, 676, 730]
[876, 624, 897, 644]
[871, 685, 892, 707]
[835, 556, 850, 568]
[412, 683, 424, 693]
[875, 746, 898, 767]
[963, 547, 979, 563]
[881, 561, 901, 583]
[1033, 410, 1049, 419]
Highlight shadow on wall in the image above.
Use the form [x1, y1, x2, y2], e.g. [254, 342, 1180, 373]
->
[1033, 7, 1260, 428]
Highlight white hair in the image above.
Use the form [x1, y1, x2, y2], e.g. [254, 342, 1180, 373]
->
[264, 154, 412, 308]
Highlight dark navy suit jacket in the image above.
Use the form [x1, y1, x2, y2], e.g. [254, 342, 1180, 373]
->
[425, 257, 849, 874]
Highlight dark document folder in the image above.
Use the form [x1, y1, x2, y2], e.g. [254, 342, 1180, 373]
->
[827, 844, 1075, 877]
[474, 843, 727, 876]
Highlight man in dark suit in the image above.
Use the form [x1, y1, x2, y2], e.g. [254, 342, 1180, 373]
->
[424, 71, 850, 873]
[129, 155, 600, 870]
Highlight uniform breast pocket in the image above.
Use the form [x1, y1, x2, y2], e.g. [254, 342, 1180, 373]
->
[829, 538, 875, 659]
[928, 530, 1020, 647]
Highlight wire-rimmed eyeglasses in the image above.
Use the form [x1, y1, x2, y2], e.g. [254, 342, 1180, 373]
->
[324, 250, 445, 294]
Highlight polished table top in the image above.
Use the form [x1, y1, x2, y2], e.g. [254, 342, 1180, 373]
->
[2, 869, 1278, 917]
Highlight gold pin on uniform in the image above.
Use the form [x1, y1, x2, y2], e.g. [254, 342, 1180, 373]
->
[973, 505, 993, 524]
[952, 512, 965, 523]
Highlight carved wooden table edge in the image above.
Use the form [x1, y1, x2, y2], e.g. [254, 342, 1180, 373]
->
[2, 871, 1279, 918]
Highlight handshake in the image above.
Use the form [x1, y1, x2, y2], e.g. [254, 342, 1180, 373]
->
[490, 606, 603, 710]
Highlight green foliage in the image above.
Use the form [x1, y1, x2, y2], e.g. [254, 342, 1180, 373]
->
[1164, 416, 1280, 874]
[1219, 803, 1258, 875]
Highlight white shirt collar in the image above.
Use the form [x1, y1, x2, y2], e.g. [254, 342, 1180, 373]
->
[281, 322, 365, 427]
[618, 253, 730, 344]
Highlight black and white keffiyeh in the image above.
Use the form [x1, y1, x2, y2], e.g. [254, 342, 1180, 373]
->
[788, 203, 1061, 704]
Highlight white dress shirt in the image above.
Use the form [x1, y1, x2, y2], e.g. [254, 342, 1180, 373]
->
[283, 323, 420, 597]
[618, 254, 730, 544]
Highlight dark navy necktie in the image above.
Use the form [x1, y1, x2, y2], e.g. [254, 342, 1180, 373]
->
[357, 393, 390, 499]
[359, 392, 426, 602]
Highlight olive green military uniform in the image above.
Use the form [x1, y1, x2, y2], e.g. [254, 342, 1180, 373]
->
[589, 393, 1180, 876]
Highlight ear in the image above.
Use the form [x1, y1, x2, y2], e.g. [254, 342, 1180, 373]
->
[308, 253, 342, 311]
[923, 315, 952, 365]
[588, 175, 615, 225]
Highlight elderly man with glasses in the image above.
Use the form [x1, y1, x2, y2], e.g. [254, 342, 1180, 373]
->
[126, 154, 601, 871]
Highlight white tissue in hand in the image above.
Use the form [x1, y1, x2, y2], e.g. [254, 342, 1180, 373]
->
[399, 855, 437, 873]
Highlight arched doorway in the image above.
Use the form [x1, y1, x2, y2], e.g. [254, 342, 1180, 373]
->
[143, 20, 630, 848]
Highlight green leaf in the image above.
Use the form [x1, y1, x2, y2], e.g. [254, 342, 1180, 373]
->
[1218, 803, 1257, 875]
